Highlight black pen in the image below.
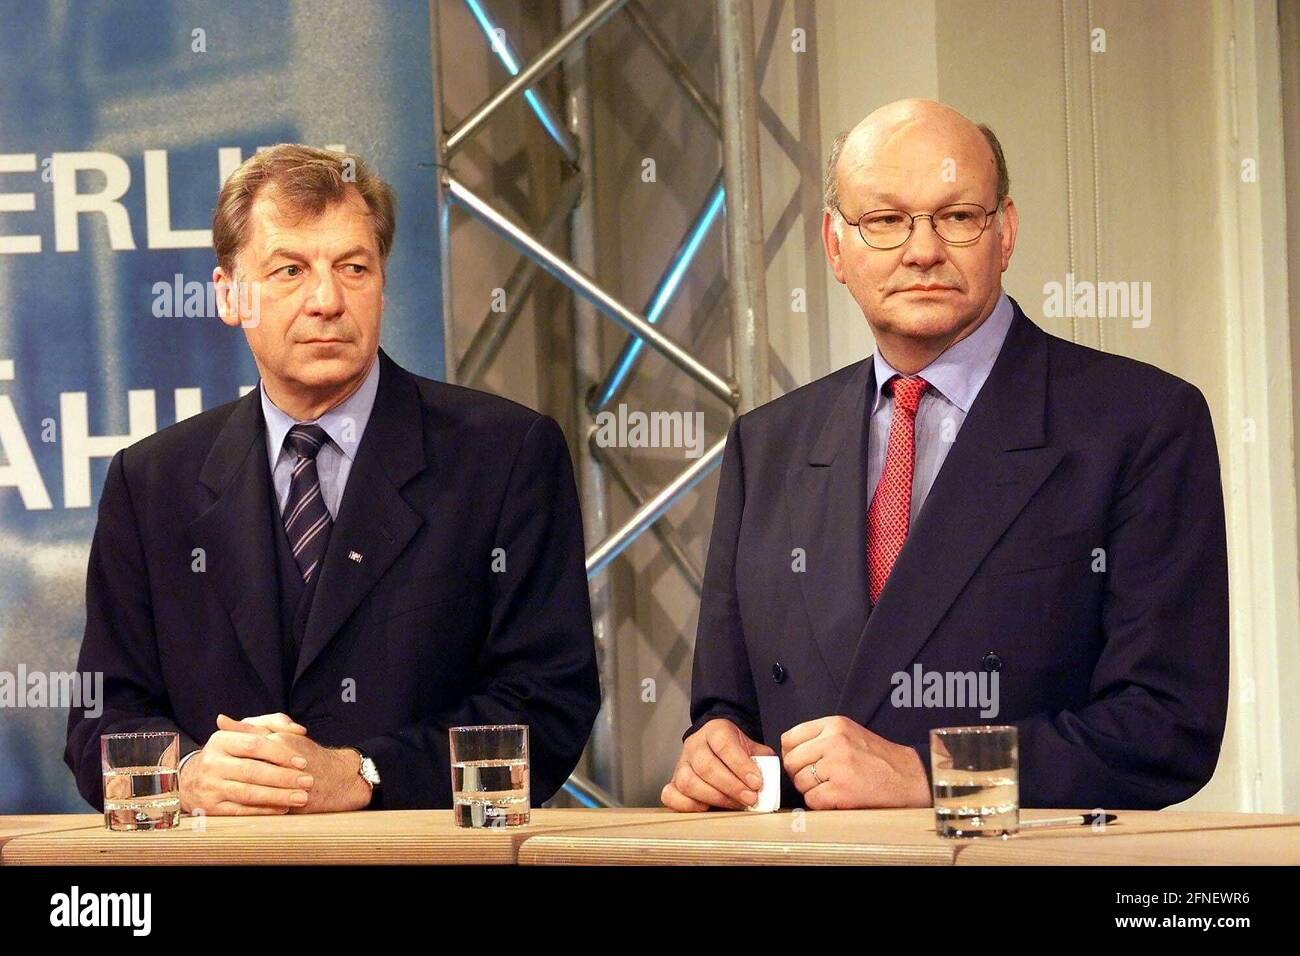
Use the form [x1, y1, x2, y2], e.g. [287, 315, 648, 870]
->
[1018, 812, 1117, 830]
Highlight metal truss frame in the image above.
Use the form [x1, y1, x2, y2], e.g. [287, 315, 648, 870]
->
[429, 0, 770, 805]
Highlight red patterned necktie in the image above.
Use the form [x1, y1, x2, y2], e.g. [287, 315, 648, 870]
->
[867, 374, 931, 604]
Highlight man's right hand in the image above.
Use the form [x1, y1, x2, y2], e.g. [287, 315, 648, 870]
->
[661, 718, 776, 812]
[179, 713, 315, 815]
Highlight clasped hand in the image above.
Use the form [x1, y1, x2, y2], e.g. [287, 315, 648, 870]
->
[179, 713, 371, 815]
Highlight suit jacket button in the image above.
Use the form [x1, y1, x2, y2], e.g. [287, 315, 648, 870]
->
[771, 663, 787, 684]
[982, 652, 1002, 673]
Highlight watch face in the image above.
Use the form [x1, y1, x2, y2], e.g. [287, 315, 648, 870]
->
[360, 757, 380, 786]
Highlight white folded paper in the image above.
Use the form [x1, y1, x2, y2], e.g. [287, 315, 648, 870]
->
[746, 754, 781, 812]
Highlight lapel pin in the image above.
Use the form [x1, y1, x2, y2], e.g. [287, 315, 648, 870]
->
[348, 550, 363, 563]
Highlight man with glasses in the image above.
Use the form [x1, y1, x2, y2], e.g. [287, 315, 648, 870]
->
[663, 98, 1228, 812]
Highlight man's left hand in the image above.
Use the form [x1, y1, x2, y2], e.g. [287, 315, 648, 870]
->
[781, 716, 930, 809]
[216, 715, 372, 813]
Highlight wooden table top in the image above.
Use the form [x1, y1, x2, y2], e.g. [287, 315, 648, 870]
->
[519, 807, 955, 865]
[0, 815, 106, 852]
[0, 808, 672, 866]
[516, 808, 1300, 866]
[955, 811, 1300, 865]
[6, 807, 1298, 866]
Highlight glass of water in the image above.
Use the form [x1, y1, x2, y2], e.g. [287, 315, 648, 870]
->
[930, 725, 1019, 838]
[449, 724, 530, 828]
[100, 731, 181, 831]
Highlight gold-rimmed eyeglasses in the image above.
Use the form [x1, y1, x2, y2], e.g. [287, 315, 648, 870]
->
[836, 201, 1000, 250]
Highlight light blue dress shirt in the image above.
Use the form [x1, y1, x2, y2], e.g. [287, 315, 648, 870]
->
[175, 357, 380, 776]
[260, 354, 381, 520]
[866, 291, 1014, 524]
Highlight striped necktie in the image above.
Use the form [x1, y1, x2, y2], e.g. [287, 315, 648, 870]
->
[281, 424, 332, 583]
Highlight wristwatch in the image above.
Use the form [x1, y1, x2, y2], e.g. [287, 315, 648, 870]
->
[354, 749, 381, 791]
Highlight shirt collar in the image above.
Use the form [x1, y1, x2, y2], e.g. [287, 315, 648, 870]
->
[260, 352, 381, 463]
[871, 290, 1014, 414]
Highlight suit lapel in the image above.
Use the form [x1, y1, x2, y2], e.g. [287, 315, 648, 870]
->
[188, 389, 286, 708]
[785, 359, 874, 691]
[293, 350, 427, 685]
[834, 303, 1065, 720]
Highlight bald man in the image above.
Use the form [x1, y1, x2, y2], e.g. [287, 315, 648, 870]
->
[663, 99, 1228, 812]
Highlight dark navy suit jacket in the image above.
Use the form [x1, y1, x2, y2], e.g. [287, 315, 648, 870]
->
[688, 298, 1229, 809]
[66, 349, 600, 810]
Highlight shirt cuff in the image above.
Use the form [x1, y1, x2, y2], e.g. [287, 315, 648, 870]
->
[178, 748, 201, 774]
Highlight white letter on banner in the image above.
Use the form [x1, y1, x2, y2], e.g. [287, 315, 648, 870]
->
[0, 154, 41, 253]
[144, 150, 211, 249]
[0, 395, 53, 509]
[60, 391, 157, 507]
[52, 152, 136, 252]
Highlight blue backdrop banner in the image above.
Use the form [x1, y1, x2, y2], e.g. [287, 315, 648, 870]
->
[0, 0, 444, 811]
